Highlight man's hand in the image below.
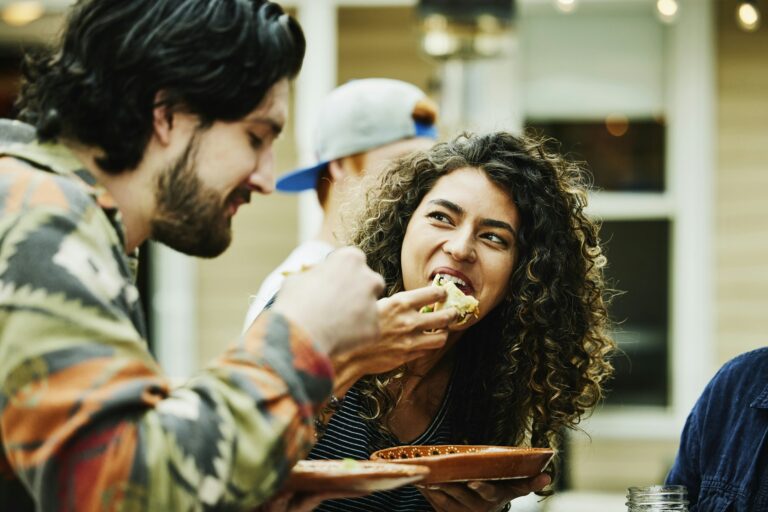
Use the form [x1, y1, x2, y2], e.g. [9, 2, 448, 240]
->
[272, 247, 385, 356]
[418, 474, 551, 511]
[331, 284, 458, 395]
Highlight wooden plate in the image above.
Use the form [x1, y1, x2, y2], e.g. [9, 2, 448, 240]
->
[369, 445, 554, 484]
[284, 459, 430, 493]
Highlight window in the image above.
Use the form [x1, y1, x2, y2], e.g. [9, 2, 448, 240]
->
[601, 219, 670, 407]
[528, 119, 665, 192]
[520, 1, 715, 438]
[527, 119, 670, 407]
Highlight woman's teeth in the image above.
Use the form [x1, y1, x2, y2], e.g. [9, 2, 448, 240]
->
[436, 273, 467, 288]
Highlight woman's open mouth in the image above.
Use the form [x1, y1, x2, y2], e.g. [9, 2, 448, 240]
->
[430, 270, 475, 296]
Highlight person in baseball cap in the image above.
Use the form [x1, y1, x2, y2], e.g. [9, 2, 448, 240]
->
[244, 78, 439, 328]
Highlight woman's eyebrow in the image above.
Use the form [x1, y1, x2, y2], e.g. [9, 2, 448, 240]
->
[428, 198, 517, 237]
[480, 218, 517, 238]
[428, 198, 464, 214]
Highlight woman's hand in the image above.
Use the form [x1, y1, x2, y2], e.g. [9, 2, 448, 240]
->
[331, 285, 458, 395]
[417, 474, 551, 511]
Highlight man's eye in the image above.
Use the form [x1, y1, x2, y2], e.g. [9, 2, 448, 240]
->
[249, 133, 264, 149]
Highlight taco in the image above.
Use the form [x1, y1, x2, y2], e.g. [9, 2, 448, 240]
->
[420, 274, 480, 325]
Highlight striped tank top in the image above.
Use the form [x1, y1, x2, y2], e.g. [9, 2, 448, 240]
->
[307, 379, 455, 511]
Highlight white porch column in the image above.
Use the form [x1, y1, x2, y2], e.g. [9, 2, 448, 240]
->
[667, 0, 716, 423]
[151, 243, 197, 379]
[295, 0, 338, 243]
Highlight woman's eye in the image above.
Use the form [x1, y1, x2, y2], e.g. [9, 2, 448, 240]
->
[483, 233, 508, 247]
[427, 211, 452, 224]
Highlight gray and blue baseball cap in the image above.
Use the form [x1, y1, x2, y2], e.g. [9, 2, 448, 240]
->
[276, 78, 438, 192]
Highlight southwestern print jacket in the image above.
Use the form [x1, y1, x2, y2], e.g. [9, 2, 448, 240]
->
[0, 141, 332, 511]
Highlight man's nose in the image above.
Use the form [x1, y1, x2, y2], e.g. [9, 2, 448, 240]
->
[249, 148, 275, 195]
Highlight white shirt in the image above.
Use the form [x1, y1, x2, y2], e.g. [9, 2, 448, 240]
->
[242, 239, 335, 332]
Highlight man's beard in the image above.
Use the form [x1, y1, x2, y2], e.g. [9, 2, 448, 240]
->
[151, 131, 233, 258]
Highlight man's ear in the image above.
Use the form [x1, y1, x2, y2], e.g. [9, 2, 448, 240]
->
[152, 91, 174, 146]
[327, 158, 348, 182]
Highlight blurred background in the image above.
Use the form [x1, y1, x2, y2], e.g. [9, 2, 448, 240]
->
[0, 0, 765, 509]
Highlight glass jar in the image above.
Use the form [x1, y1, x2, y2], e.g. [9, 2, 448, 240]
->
[626, 485, 689, 511]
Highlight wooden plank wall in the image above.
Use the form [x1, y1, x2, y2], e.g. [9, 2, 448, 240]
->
[337, 7, 436, 92]
[715, 0, 768, 365]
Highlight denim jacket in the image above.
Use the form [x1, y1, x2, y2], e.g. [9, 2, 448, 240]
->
[666, 348, 768, 511]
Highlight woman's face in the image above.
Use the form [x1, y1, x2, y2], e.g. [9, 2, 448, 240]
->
[401, 167, 521, 329]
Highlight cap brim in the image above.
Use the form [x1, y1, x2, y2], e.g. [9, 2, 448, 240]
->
[276, 161, 328, 192]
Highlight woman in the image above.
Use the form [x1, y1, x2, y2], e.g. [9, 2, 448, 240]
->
[272, 131, 615, 512]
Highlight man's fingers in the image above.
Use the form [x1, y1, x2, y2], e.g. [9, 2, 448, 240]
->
[420, 307, 459, 329]
[407, 332, 449, 352]
[369, 272, 386, 298]
[329, 246, 384, 297]
[399, 285, 448, 309]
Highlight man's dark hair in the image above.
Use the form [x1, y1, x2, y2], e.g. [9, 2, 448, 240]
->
[17, 0, 305, 173]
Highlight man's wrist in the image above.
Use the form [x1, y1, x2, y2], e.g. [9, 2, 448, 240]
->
[249, 312, 335, 407]
[329, 352, 366, 398]
[314, 393, 344, 439]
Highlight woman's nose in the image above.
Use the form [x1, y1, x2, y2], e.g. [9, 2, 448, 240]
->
[443, 231, 476, 262]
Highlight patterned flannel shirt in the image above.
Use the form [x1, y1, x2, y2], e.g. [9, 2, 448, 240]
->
[0, 141, 333, 511]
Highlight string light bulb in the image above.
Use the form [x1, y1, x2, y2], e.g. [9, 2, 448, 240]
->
[736, 0, 761, 31]
[555, 0, 577, 14]
[656, 0, 679, 23]
[1, 0, 44, 26]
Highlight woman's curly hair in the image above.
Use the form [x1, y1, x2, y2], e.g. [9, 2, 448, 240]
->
[351, 131, 615, 478]
[17, 0, 304, 174]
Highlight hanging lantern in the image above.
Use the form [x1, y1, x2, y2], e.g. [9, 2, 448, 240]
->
[417, 0, 515, 59]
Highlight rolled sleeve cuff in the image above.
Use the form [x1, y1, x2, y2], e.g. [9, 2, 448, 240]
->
[243, 311, 335, 412]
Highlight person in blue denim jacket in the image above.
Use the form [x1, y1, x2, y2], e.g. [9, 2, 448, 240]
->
[665, 347, 768, 511]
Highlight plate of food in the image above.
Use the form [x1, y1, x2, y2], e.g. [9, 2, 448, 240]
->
[283, 459, 431, 493]
[369, 445, 554, 484]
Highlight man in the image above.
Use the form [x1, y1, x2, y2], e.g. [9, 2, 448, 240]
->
[0, 119, 35, 146]
[243, 78, 439, 328]
[665, 348, 768, 510]
[0, 1, 386, 510]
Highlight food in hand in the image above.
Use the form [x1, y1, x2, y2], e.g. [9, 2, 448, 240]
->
[420, 274, 480, 325]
